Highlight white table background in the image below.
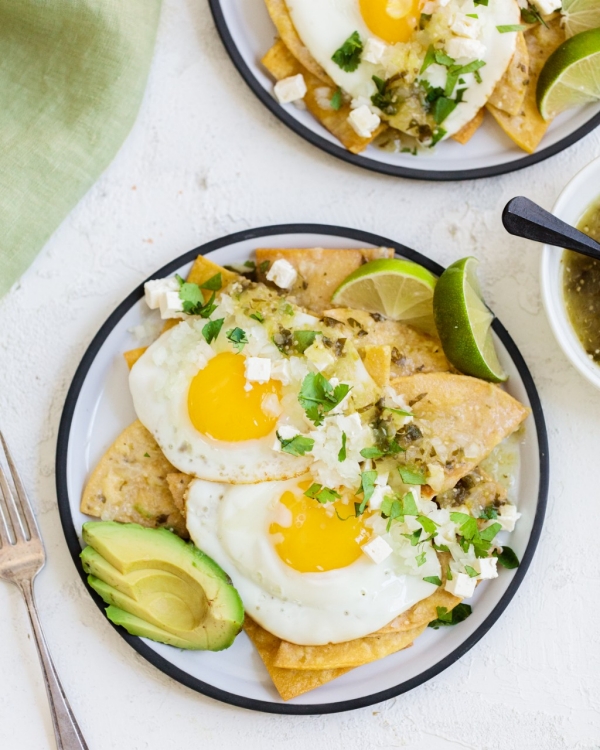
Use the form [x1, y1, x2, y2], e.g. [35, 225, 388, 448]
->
[1, 0, 600, 747]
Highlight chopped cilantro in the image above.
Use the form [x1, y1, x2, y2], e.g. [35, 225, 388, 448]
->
[447, 566, 453, 581]
[497, 24, 527, 32]
[199, 272, 222, 291]
[293, 330, 317, 353]
[384, 406, 413, 417]
[421, 45, 456, 73]
[480, 522, 502, 541]
[433, 96, 457, 124]
[244, 260, 256, 269]
[466, 12, 478, 17]
[402, 528, 422, 546]
[280, 302, 294, 316]
[259, 260, 271, 274]
[450, 511, 479, 539]
[338, 432, 347, 462]
[420, 12, 432, 28]
[496, 546, 520, 569]
[430, 127, 446, 147]
[176, 275, 218, 317]
[416, 551, 427, 567]
[428, 603, 472, 629]
[226, 327, 248, 353]
[451, 513, 501, 558]
[402, 492, 419, 516]
[304, 483, 341, 504]
[521, 3, 548, 26]
[249, 311, 264, 323]
[371, 76, 399, 115]
[381, 495, 404, 530]
[355, 470, 377, 514]
[330, 88, 343, 110]
[474, 69, 483, 83]
[420, 45, 436, 74]
[332, 31, 363, 72]
[360, 446, 385, 459]
[480, 506, 498, 520]
[298, 372, 351, 426]
[202, 317, 224, 345]
[277, 432, 314, 457]
[473, 0, 488, 5]
[423, 576, 442, 586]
[143, 452, 150, 458]
[433, 542, 450, 553]
[465, 565, 479, 578]
[398, 466, 427, 485]
[417, 515, 438, 534]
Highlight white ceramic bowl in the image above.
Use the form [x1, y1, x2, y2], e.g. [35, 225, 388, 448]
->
[541, 156, 600, 390]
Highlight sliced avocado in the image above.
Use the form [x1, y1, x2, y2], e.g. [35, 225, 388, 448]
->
[105, 605, 198, 649]
[81, 521, 243, 651]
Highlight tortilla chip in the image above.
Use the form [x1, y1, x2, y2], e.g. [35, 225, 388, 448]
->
[488, 33, 530, 117]
[487, 17, 565, 153]
[264, 0, 333, 85]
[359, 345, 391, 388]
[436, 466, 508, 514]
[123, 347, 147, 370]
[322, 308, 450, 376]
[166, 472, 192, 516]
[452, 108, 485, 145]
[274, 624, 425, 670]
[392, 373, 529, 494]
[186, 255, 239, 300]
[255, 247, 394, 314]
[262, 41, 386, 154]
[244, 617, 351, 700]
[80, 420, 188, 538]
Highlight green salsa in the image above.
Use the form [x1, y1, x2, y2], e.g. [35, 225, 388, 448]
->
[562, 196, 600, 364]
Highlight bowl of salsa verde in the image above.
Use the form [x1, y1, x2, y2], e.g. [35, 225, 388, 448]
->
[541, 156, 600, 390]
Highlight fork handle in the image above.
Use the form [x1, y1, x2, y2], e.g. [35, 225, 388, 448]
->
[18, 579, 89, 750]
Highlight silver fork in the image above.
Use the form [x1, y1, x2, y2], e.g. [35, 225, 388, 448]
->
[0, 432, 88, 750]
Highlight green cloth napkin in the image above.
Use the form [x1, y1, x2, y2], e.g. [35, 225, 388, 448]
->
[0, 0, 162, 297]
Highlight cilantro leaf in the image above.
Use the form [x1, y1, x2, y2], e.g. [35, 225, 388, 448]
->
[446, 566, 453, 580]
[465, 565, 479, 578]
[430, 127, 446, 147]
[332, 31, 363, 72]
[497, 24, 528, 32]
[293, 330, 317, 353]
[360, 446, 385, 459]
[433, 96, 457, 124]
[259, 260, 271, 274]
[428, 603, 472, 629]
[399, 466, 427, 485]
[371, 76, 399, 115]
[381, 495, 404, 530]
[199, 272, 222, 291]
[423, 576, 442, 586]
[480, 506, 498, 520]
[417, 515, 438, 534]
[226, 327, 248, 353]
[479, 522, 502, 542]
[433, 542, 449, 553]
[496, 546, 520, 569]
[304, 483, 341, 504]
[277, 432, 314, 457]
[402, 492, 419, 516]
[249, 311, 264, 323]
[402, 528, 422, 546]
[473, 0, 488, 5]
[384, 406, 413, 417]
[202, 317, 224, 345]
[521, 3, 548, 26]
[420, 44, 436, 74]
[338, 432, 347, 462]
[331, 88, 343, 110]
[298, 373, 351, 426]
[450, 512, 479, 540]
[143, 452, 150, 458]
[416, 551, 427, 566]
[355, 470, 377, 514]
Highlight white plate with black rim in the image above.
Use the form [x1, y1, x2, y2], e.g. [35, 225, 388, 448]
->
[208, 0, 600, 181]
[56, 224, 549, 714]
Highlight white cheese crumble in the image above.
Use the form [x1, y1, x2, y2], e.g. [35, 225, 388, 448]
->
[445, 572, 477, 598]
[308, 413, 371, 489]
[363, 37, 387, 64]
[474, 557, 498, 580]
[144, 277, 180, 310]
[304, 340, 335, 372]
[362, 535, 394, 564]
[159, 290, 185, 320]
[446, 37, 486, 62]
[245, 357, 271, 384]
[274, 74, 307, 104]
[348, 105, 381, 138]
[266, 258, 298, 289]
[497, 504, 521, 532]
[271, 359, 291, 385]
[451, 13, 480, 39]
[530, 0, 560, 13]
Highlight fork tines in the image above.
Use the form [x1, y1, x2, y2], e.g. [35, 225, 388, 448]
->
[0, 431, 39, 546]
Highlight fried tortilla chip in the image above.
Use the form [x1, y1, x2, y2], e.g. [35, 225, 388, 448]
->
[392, 373, 529, 494]
[322, 308, 450, 376]
[255, 247, 394, 314]
[274, 624, 425, 670]
[436, 466, 508, 514]
[359, 345, 391, 388]
[80, 421, 188, 538]
[488, 33, 530, 117]
[262, 41, 386, 155]
[166, 472, 192, 516]
[452, 108, 485, 145]
[186, 254, 239, 299]
[264, 0, 333, 85]
[123, 346, 147, 370]
[244, 617, 351, 700]
[487, 17, 565, 153]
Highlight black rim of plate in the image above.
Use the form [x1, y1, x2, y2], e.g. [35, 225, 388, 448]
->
[56, 224, 549, 715]
[207, 0, 600, 182]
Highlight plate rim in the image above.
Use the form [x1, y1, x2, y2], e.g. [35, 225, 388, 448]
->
[55, 223, 549, 715]
[207, 0, 600, 182]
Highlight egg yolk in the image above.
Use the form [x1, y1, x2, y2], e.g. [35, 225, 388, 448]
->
[187, 351, 280, 442]
[270, 483, 369, 573]
[360, 0, 421, 44]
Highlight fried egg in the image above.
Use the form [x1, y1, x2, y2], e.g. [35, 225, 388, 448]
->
[186, 475, 440, 645]
[286, 0, 521, 140]
[129, 283, 379, 484]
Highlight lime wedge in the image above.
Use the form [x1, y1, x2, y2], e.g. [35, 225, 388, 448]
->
[537, 28, 600, 121]
[331, 258, 437, 329]
[433, 257, 506, 383]
[562, 0, 600, 38]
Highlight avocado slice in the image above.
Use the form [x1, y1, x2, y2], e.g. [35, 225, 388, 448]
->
[81, 521, 243, 651]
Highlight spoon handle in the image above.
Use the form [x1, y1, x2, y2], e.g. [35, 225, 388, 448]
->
[502, 196, 600, 263]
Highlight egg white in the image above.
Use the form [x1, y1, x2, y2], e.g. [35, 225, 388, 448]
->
[186, 476, 440, 645]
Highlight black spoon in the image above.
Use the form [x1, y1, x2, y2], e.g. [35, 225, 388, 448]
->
[502, 196, 600, 262]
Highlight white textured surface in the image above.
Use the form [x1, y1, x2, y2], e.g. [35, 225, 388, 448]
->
[1, 0, 600, 747]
